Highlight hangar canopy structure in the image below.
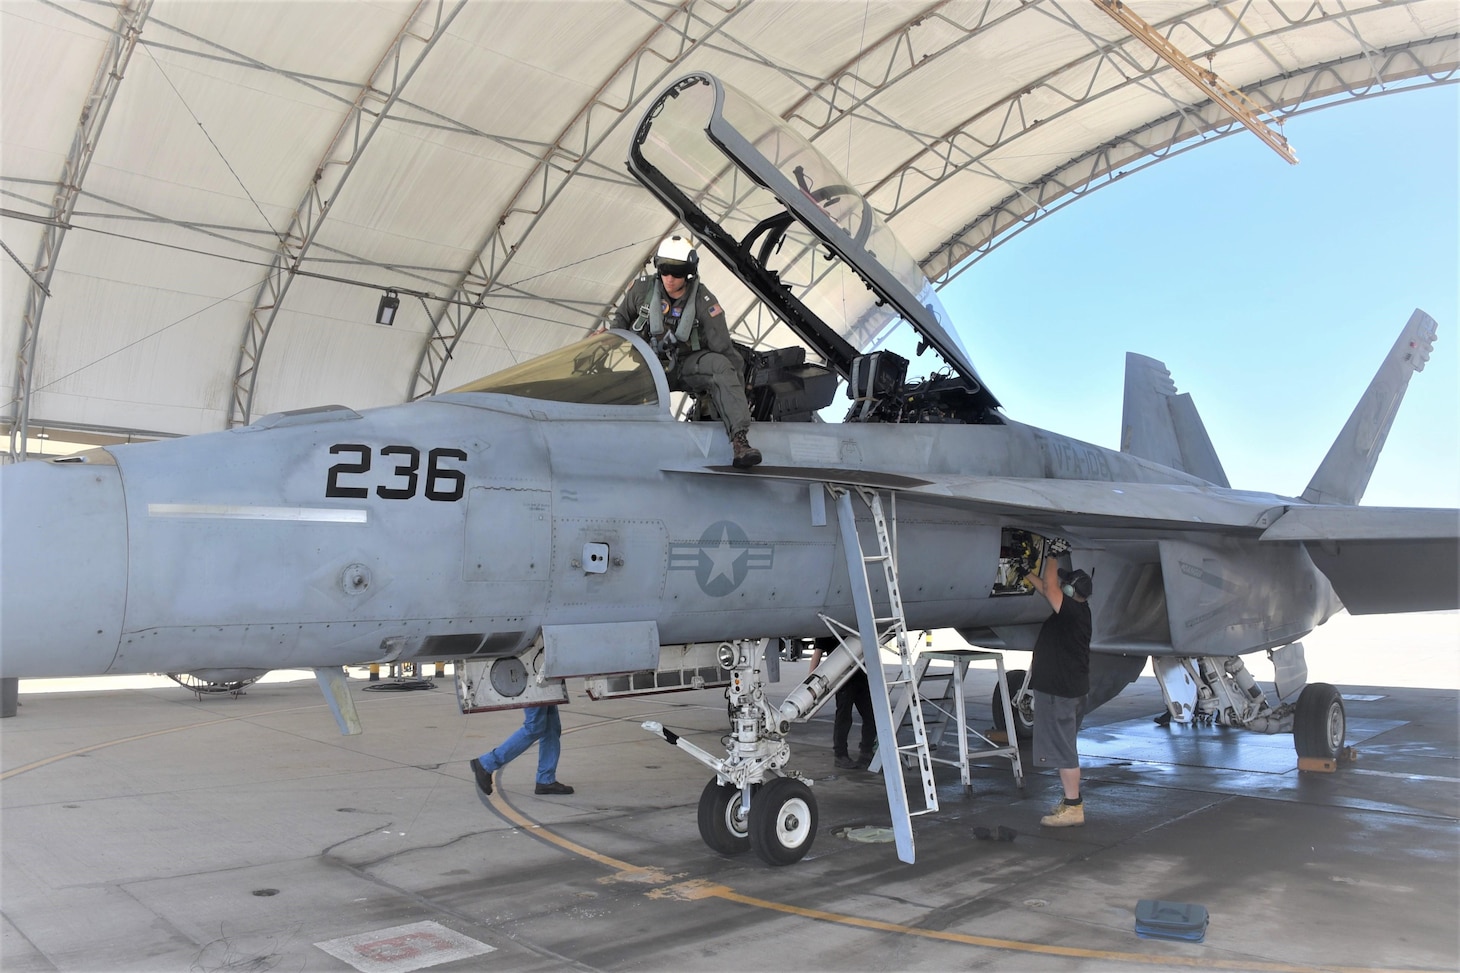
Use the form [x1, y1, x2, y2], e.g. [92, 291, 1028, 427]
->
[2, 0, 1455, 457]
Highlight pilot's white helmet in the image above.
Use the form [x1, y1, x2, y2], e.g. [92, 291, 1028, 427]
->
[654, 235, 698, 276]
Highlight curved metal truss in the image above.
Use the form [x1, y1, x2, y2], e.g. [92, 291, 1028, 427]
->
[227, 0, 467, 427]
[1, 0, 1452, 446]
[922, 36, 1459, 286]
[6, 0, 154, 461]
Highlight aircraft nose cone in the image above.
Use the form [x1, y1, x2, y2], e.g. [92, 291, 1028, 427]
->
[0, 453, 128, 678]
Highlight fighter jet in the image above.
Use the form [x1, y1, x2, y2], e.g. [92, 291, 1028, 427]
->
[2, 74, 1455, 868]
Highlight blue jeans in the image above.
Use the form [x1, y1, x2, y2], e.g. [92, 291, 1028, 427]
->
[476, 705, 562, 785]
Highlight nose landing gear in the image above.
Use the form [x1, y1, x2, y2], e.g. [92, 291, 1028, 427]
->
[645, 638, 819, 865]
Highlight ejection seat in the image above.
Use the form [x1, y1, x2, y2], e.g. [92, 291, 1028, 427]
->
[682, 341, 838, 425]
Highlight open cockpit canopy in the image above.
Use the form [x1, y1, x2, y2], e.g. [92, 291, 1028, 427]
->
[627, 73, 1000, 420]
[449, 73, 1014, 424]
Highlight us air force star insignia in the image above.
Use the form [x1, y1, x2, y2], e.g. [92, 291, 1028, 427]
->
[668, 520, 773, 596]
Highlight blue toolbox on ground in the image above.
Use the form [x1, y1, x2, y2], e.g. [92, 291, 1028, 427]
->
[1134, 899, 1209, 942]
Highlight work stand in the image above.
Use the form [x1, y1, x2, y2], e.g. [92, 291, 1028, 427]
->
[915, 649, 1025, 795]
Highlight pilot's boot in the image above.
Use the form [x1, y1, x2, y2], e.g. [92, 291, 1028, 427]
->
[731, 431, 762, 469]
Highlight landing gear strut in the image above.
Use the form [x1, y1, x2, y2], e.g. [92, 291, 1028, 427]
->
[990, 668, 1034, 740]
[1152, 646, 1348, 762]
[645, 638, 819, 865]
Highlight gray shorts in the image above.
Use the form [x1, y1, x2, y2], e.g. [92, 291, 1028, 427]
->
[1032, 691, 1081, 770]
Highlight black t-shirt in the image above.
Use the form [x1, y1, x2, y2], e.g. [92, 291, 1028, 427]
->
[1028, 597, 1092, 699]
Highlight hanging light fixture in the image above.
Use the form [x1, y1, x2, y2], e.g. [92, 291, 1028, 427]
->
[375, 289, 400, 326]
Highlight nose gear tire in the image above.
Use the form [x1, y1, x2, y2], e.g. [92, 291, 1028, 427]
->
[749, 776, 817, 866]
[698, 779, 755, 855]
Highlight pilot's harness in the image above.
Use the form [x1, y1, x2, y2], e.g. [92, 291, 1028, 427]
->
[632, 278, 702, 374]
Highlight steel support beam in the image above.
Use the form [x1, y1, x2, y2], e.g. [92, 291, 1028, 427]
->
[227, 0, 467, 427]
[6, 0, 154, 462]
[925, 37, 1458, 284]
[406, 0, 753, 401]
[1091, 0, 1297, 163]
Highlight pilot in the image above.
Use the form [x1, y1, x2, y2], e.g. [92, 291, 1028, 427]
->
[609, 235, 761, 468]
[1023, 555, 1093, 828]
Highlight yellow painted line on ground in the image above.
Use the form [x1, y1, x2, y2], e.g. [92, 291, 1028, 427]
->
[485, 788, 680, 885]
[13, 710, 1443, 973]
[487, 716, 1445, 973]
[711, 885, 1443, 973]
[488, 786, 1445, 973]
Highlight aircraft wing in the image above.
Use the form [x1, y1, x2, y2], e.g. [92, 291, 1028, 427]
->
[694, 465, 1283, 533]
[901, 475, 1290, 534]
[693, 465, 1460, 614]
[1259, 505, 1460, 614]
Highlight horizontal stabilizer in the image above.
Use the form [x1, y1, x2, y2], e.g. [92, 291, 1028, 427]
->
[1121, 354, 1228, 486]
[1302, 309, 1437, 506]
[1262, 505, 1460, 613]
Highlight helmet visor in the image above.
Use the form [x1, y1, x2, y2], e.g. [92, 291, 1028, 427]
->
[657, 261, 693, 279]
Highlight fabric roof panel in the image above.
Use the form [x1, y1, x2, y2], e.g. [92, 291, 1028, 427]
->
[0, 3, 113, 173]
[152, 0, 408, 84]
[0, 0, 1450, 445]
[249, 306, 426, 417]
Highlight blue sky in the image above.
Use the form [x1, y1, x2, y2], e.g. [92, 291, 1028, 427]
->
[939, 83, 1458, 510]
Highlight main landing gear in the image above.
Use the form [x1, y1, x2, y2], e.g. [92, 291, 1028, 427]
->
[1294, 682, 1346, 761]
[991, 668, 1034, 741]
[645, 638, 822, 866]
[1152, 643, 1348, 762]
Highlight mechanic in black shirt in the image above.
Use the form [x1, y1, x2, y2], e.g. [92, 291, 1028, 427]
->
[1025, 554, 1093, 827]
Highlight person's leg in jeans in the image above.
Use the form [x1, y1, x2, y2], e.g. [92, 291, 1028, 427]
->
[532, 705, 562, 786]
[478, 706, 548, 772]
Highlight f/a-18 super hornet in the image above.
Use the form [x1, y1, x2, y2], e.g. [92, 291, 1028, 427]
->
[2, 73, 1454, 867]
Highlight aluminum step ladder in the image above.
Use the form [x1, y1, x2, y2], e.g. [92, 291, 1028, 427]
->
[830, 483, 937, 864]
[916, 649, 1025, 795]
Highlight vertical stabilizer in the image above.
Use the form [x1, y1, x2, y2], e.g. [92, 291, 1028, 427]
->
[1302, 309, 1437, 506]
[1121, 353, 1229, 486]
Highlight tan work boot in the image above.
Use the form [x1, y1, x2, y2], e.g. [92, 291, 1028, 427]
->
[1040, 800, 1085, 827]
[731, 431, 762, 469]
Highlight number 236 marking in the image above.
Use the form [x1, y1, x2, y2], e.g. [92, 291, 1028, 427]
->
[326, 444, 468, 501]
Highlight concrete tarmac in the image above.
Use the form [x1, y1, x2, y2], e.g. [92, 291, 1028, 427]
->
[2, 629, 1457, 973]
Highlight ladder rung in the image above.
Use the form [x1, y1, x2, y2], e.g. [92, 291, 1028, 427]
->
[843, 487, 947, 847]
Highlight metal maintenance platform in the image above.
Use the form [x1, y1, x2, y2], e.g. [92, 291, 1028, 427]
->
[3, 621, 1456, 973]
